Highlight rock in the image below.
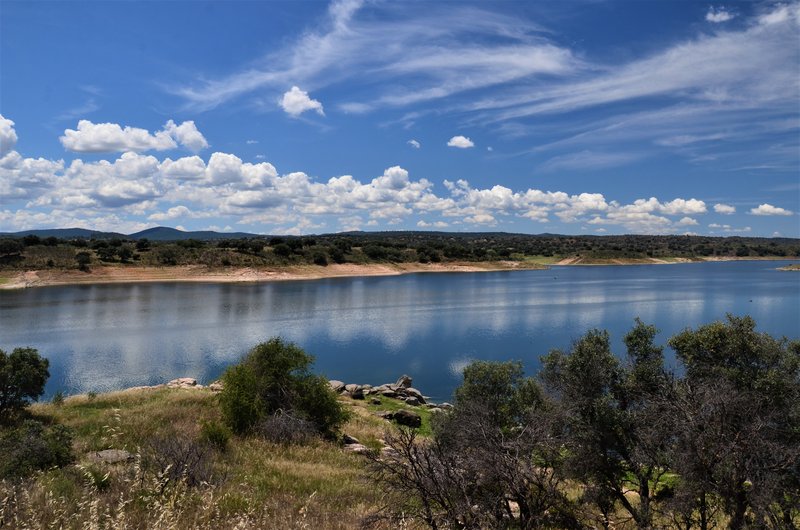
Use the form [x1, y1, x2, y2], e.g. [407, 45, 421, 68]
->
[344, 384, 361, 393]
[376, 411, 394, 420]
[428, 407, 444, 414]
[342, 434, 360, 445]
[380, 390, 398, 398]
[328, 380, 345, 392]
[86, 449, 134, 464]
[343, 443, 370, 454]
[372, 384, 390, 393]
[166, 377, 197, 388]
[404, 397, 421, 406]
[439, 402, 453, 410]
[370, 398, 382, 405]
[395, 375, 413, 388]
[208, 381, 224, 393]
[404, 387, 426, 404]
[392, 409, 421, 428]
[380, 446, 400, 459]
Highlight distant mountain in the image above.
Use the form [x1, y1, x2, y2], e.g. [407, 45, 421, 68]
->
[0, 228, 127, 239]
[0, 226, 261, 241]
[128, 227, 260, 241]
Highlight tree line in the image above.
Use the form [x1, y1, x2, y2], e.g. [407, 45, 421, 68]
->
[1, 232, 798, 271]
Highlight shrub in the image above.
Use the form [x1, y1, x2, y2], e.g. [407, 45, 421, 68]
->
[219, 338, 349, 438]
[0, 419, 74, 478]
[0, 347, 49, 421]
[145, 432, 216, 489]
[199, 420, 231, 451]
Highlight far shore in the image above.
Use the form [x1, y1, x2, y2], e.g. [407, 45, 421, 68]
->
[1, 256, 796, 290]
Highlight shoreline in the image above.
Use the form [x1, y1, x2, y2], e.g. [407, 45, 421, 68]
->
[0, 261, 545, 290]
[1, 256, 796, 290]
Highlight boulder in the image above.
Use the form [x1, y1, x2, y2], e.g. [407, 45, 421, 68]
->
[375, 411, 395, 420]
[208, 381, 224, 393]
[86, 449, 134, 464]
[380, 390, 398, 399]
[404, 387, 426, 404]
[404, 397, 421, 406]
[392, 409, 422, 428]
[343, 443, 369, 454]
[395, 375, 413, 388]
[344, 384, 361, 393]
[342, 433, 361, 445]
[328, 380, 345, 393]
[369, 398, 382, 405]
[439, 402, 454, 410]
[380, 446, 400, 459]
[166, 377, 197, 389]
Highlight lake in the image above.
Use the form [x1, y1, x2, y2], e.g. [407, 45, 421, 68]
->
[2, 260, 798, 401]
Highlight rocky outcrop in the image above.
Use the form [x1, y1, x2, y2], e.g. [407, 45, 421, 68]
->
[86, 449, 134, 464]
[330, 375, 431, 406]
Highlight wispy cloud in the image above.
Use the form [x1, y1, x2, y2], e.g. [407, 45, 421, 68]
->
[168, 0, 579, 112]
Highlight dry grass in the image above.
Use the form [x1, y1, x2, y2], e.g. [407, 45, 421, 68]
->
[3, 387, 404, 529]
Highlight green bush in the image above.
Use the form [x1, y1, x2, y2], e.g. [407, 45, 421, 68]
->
[219, 338, 349, 438]
[0, 419, 74, 478]
[0, 347, 49, 421]
[199, 420, 232, 451]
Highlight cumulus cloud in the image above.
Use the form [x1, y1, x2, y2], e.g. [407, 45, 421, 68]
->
[417, 220, 449, 228]
[0, 115, 18, 157]
[447, 135, 474, 148]
[749, 203, 793, 216]
[162, 120, 209, 151]
[407, 139, 421, 149]
[60, 120, 209, 153]
[706, 7, 735, 23]
[280, 86, 325, 116]
[714, 203, 736, 214]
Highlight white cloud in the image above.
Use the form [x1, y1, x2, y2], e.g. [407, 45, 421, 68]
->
[407, 139, 421, 149]
[162, 120, 209, 152]
[749, 203, 793, 216]
[677, 216, 699, 226]
[706, 7, 735, 23]
[713, 203, 736, 214]
[148, 205, 194, 221]
[280, 86, 325, 117]
[246, 140, 259, 144]
[0, 115, 18, 157]
[417, 220, 449, 228]
[60, 120, 208, 153]
[447, 135, 474, 149]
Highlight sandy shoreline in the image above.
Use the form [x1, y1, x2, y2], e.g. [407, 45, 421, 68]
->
[0, 261, 544, 290]
[1, 257, 796, 290]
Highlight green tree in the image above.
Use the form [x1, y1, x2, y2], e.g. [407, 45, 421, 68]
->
[75, 250, 92, 271]
[541, 320, 672, 530]
[668, 315, 800, 530]
[0, 347, 50, 422]
[219, 338, 348, 438]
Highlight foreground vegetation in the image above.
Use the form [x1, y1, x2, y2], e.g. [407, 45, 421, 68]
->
[1, 231, 797, 274]
[1, 316, 798, 529]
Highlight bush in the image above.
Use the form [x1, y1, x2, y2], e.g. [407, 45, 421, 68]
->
[0, 347, 49, 421]
[199, 420, 231, 451]
[219, 338, 349, 438]
[0, 419, 74, 478]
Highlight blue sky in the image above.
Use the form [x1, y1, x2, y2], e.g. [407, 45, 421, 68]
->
[1, 0, 798, 236]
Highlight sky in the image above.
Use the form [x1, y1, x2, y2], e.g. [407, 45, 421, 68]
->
[0, 0, 798, 237]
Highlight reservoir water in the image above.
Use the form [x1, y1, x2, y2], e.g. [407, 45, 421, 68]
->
[1, 260, 798, 401]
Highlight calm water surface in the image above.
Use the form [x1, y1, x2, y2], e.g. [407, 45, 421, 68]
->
[1, 260, 798, 401]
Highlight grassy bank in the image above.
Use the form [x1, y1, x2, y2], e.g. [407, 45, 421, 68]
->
[3, 386, 432, 529]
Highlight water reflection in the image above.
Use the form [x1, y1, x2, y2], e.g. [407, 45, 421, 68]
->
[1, 260, 798, 400]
